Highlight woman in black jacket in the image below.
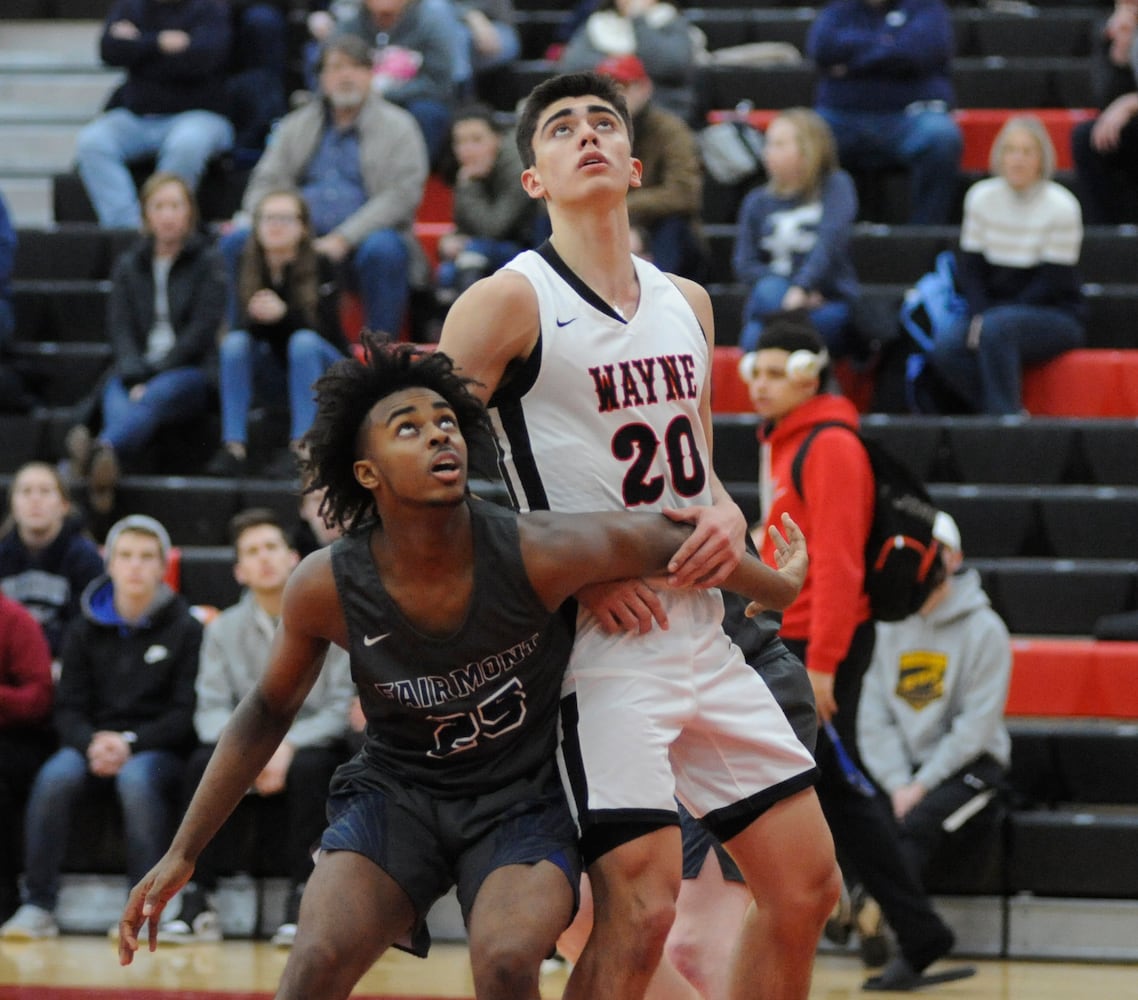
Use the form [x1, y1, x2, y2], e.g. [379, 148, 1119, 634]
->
[69, 172, 227, 512]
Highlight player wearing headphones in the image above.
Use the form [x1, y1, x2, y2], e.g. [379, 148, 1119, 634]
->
[742, 310, 971, 991]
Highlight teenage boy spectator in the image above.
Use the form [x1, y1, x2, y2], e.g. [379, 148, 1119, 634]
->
[0, 595, 54, 923]
[161, 509, 353, 947]
[595, 54, 705, 280]
[222, 35, 429, 341]
[806, 0, 963, 225]
[743, 312, 971, 991]
[75, 0, 234, 229]
[0, 515, 200, 941]
[858, 513, 1011, 880]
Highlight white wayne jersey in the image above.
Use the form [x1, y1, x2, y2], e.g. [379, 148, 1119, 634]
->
[494, 244, 714, 516]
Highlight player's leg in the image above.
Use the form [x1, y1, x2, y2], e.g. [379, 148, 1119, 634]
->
[721, 789, 839, 1000]
[563, 827, 683, 1000]
[275, 849, 415, 1000]
[467, 860, 575, 1000]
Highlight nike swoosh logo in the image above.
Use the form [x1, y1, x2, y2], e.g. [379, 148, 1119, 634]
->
[363, 632, 391, 647]
[556, 317, 577, 327]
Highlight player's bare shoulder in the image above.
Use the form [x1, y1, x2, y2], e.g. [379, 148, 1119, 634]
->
[667, 274, 715, 341]
[281, 546, 347, 646]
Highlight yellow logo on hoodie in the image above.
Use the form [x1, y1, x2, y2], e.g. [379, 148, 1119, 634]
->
[895, 651, 947, 710]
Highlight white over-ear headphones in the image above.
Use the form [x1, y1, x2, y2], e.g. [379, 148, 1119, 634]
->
[737, 347, 830, 385]
[785, 347, 830, 383]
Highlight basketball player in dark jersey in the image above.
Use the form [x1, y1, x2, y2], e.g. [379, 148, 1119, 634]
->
[117, 339, 808, 1000]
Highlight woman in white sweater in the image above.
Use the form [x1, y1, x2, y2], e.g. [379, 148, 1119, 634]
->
[928, 116, 1086, 414]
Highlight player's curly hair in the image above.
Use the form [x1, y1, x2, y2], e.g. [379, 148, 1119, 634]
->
[300, 333, 491, 533]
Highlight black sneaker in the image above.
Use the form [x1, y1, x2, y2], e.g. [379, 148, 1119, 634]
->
[853, 886, 889, 968]
[261, 447, 301, 481]
[205, 447, 247, 478]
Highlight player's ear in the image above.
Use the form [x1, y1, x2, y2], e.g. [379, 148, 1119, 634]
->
[353, 459, 379, 491]
[521, 165, 547, 200]
[628, 157, 643, 190]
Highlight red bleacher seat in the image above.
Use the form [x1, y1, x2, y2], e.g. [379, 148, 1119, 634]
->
[1023, 350, 1138, 417]
[711, 345, 751, 413]
[1006, 639, 1138, 718]
[708, 107, 1095, 174]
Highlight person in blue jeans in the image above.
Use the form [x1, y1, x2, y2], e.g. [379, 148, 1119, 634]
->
[0, 516, 201, 942]
[74, 0, 234, 229]
[807, 0, 963, 226]
[219, 35, 428, 340]
[928, 116, 1086, 415]
[208, 190, 348, 480]
[66, 174, 227, 518]
[732, 108, 860, 356]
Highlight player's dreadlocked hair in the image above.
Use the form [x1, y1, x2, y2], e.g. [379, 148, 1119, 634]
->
[300, 332, 492, 533]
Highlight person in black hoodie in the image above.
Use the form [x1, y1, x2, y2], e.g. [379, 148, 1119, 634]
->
[0, 462, 104, 661]
[74, 0, 234, 229]
[0, 515, 201, 941]
[66, 173, 228, 516]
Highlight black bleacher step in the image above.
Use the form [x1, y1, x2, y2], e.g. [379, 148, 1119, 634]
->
[711, 413, 759, 483]
[1037, 487, 1138, 560]
[859, 413, 947, 482]
[0, 412, 46, 474]
[938, 415, 1079, 485]
[11, 279, 111, 343]
[969, 556, 1138, 636]
[9, 340, 113, 407]
[1009, 805, 1138, 898]
[1079, 419, 1138, 486]
[1008, 718, 1138, 809]
[178, 544, 241, 609]
[12, 226, 135, 282]
[116, 476, 244, 548]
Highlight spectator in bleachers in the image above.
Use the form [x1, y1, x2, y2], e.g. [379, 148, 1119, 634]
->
[741, 311, 965, 990]
[223, 0, 290, 168]
[0, 593, 54, 924]
[333, 0, 460, 164]
[857, 511, 1011, 883]
[66, 174, 227, 516]
[806, 0, 963, 226]
[453, 0, 521, 87]
[1071, 0, 1138, 225]
[206, 189, 348, 480]
[0, 463, 104, 662]
[159, 509, 353, 947]
[293, 480, 343, 557]
[731, 108, 859, 356]
[558, 0, 701, 125]
[594, 53, 706, 280]
[221, 35, 429, 341]
[0, 515, 199, 942]
[927, 116, 1086, 416]
[74, 0, 234, 229]
[435, 105, 533, 305]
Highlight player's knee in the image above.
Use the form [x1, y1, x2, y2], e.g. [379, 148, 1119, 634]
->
[469, 938, 540, 998]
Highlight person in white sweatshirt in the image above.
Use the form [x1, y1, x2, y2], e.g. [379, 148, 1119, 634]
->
[857, 512, 1012, 879]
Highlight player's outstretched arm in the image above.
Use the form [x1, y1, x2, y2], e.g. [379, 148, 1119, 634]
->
[117, 552, 342, 964]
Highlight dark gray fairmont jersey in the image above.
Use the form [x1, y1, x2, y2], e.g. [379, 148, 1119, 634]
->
[329, 497, 574, 798]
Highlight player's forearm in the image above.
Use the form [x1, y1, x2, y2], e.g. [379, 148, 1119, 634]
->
[723, 553, 801, 610]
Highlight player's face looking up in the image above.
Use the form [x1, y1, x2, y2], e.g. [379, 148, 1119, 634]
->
[353, 388, 469, 508]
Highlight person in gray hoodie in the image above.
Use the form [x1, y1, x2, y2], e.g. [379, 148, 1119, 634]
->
[857, 511, 1012, 879]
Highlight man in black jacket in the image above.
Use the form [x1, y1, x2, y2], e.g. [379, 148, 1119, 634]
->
[75, 0, 234, 228]
[0, 515, 201, 941]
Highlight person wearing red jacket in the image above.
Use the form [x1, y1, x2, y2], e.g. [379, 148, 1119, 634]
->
[0, 594, 54, 923]
[743, 310, 969, 992]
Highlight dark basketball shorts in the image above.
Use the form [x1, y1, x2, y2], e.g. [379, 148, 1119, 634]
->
[319, 758, 580, 956]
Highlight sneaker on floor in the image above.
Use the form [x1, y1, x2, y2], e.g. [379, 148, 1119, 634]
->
[158, 887, 222, 945]
[271, 922, 297, 948]
[0, 904, 59, 940]
[853, 887, 889, 968]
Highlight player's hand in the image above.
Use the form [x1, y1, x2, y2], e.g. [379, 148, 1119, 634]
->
[892, 782, 926, 820]
[577, 579, 668, 634]
[768, 513, 808, 592]
[118, 854, 194, 964]
[809, 669, 838, 722]
[254, 741, 294, 796]
[661, 501, 746, 589]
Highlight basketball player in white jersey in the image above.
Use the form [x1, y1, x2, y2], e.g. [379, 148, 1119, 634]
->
[438, 73, 841, 1000]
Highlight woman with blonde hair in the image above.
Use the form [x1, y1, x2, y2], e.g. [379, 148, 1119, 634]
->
[206, 189, 346, 479]
[731, 108, 860, 355]
[67, 172, 227, 515]
[928, 115, 1086, 414]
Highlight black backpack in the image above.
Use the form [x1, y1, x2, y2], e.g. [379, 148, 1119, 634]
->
[791, 421, 945, 622]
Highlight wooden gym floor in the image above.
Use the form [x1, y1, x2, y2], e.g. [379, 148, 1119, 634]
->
[0, 937, 1134, 999]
